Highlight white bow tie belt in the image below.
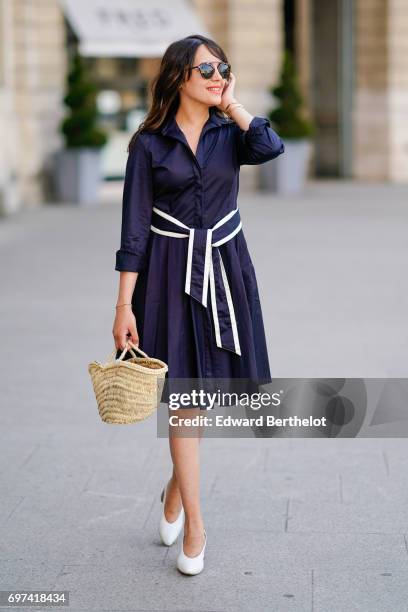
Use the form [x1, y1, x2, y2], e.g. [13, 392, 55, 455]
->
[150, 206, 243, 356]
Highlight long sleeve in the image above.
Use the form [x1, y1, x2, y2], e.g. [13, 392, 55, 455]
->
[115, 135, 154, 273]
[235, 116, 285, 165]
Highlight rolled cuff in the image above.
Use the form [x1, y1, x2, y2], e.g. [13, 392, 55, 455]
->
[246, 116, 285, 155]
[237, 115, 285, 165]
[115, 249, 147, 273]
[246, 116, 272, 135]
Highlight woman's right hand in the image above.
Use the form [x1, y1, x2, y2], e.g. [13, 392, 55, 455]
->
[112, 305, 139, 351]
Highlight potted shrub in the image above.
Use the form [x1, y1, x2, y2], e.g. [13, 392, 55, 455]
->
[54, 52, 108, 205]
[260, 49, 314, 194]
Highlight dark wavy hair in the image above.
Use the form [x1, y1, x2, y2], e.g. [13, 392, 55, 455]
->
[127, 34, 230, 154]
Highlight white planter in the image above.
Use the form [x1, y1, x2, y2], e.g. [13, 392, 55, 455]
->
[260, 138, 312, 194]
[0, 176, 19, 216]
[54, 148, 102, 205]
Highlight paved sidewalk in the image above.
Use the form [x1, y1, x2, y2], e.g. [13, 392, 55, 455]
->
[1, 180, 408, 611]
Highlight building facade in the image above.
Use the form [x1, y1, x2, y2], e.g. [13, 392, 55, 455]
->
[0, 0, 407, 214]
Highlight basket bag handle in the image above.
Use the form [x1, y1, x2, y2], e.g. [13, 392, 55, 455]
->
[106, 340, 149, 364]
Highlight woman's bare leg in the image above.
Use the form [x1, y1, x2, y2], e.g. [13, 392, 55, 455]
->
[164, 408, 206, 556]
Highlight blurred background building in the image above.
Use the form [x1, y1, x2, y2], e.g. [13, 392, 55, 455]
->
[0, 0, 407, 214]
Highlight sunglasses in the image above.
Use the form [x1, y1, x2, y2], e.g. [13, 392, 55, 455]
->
[191, 61, 231, 80]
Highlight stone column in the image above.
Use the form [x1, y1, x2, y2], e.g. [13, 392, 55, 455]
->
[354, 0, 408, 182]
[11, 0, 66, 208]
[387, 0, 408, 182]
[354, 0, 389, 180]
[0, 0, 18, 215]
[295, 0, 313, 117]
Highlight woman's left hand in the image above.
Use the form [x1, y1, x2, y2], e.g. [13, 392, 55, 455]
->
[217, 72, 238, 112]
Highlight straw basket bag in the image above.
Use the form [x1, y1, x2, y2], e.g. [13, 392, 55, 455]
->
[88, 340, 168, 424]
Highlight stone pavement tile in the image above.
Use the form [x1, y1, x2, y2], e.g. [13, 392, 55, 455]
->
[1, 389, 87, 430]
[193, 530, 407, 573]
[0, 495, 25, 525]
[1, 434, 165, 498]
[287, 498, 408, 534]
[0, 441, 46, 489]
[1, 485, 150, 532]
[2, 421, 109, 442]
[202, 491, 287, 533]
[200, 437, 292, 450]
[2, 441, 96, 492]
[0, 518, 167, 571]
[4, 531, 405, 610]
[199, 439, 291, 476]
[43, 424, 156, 451]
[0, 488, 165, 567]
[0, 517, 74, 567]
[200, 442, 264, 474]
[0, 428, 51, 463]
[382, 446, 408, 474]
[108, 421, 167, 450]
[1, 455, 92, 499]
[50, 561, 311, 611]
[82, 467, 155, 502]
[379, 438, 408, 452]
[313, 568, 408, 612]
[264, 444, 386, 477]
[340, 470, 408, 505]
[287, 439, 385, 452]
[0, 559, 63, 591]
[205, 461, 340, 503]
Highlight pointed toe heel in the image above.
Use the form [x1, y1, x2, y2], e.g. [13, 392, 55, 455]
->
[158, 481, 184, 546]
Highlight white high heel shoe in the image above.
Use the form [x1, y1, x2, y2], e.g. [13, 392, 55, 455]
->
[176, 529, 207, 575]
[158, 481, 184, 546]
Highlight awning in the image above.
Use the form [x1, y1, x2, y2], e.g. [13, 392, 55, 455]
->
[59, 0, 211, 58]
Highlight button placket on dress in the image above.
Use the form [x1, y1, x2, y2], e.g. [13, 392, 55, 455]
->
[173, 120, 219, 377]
[199, 149, 211, 377]
[196, 155, 210, 375]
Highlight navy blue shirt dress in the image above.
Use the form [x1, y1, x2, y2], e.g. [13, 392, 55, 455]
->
[115, 105, 285, 407]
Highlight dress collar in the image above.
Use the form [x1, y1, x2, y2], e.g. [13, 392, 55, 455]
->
[158, 105, 231, 139]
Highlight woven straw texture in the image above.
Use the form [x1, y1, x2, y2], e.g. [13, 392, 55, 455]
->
[88, 341, 168, 424]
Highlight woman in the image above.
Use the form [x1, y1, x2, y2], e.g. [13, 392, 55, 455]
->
[112, 34, 284, 575]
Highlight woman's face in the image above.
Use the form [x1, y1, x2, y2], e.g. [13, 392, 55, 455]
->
[179, 44, 227, 107]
